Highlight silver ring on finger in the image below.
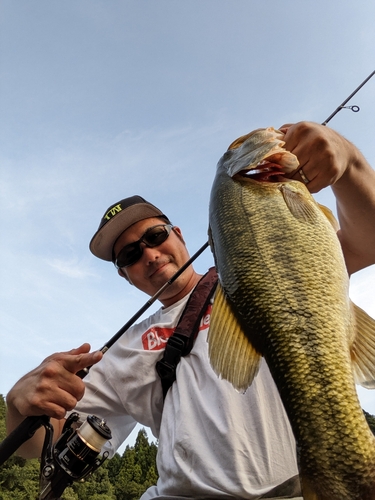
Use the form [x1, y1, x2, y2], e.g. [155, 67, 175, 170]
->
[299, 168, 310, 184]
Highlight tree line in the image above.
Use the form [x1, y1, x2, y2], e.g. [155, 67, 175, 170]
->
[1, 394, 375, 499]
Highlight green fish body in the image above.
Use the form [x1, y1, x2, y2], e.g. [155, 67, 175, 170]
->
[208, 128, 375, 500]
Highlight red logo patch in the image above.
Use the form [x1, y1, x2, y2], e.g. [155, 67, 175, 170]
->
[199, 303, 212, 331]
[141, 303, 212, 351]
[142, 327, 174, 351]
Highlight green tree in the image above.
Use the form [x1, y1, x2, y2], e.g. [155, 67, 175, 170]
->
[134, 429, 158, 485]
[0, 454, 40, 500]
[364, 410, 375, 435]
[114, 430, 158, 500]
[115, 446, 144, 499]
[61, 486, 79, 500]
[0, 396, 41, 499]
[106, 451, 122, 484]
[0, 395, 6, 441]
[71, 464, 116, 500]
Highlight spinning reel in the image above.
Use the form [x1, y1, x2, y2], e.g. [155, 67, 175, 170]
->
[39, 413, 112, 500]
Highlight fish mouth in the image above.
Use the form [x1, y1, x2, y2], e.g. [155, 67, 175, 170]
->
[222, 127, 300, 182]
[236, 161, 289, 183]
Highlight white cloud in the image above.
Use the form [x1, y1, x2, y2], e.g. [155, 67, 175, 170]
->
[48, 257, 98, 279]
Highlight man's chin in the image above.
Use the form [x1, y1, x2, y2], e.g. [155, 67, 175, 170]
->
[150, 261, 175, 280]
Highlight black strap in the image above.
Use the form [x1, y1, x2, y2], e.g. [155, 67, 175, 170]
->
[156, 267, 218, 399]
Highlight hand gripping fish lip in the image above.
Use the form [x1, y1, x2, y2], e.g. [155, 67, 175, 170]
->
[222, 127, 299, 180]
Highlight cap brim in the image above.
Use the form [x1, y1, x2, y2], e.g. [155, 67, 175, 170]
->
[90, 203, 166, 261]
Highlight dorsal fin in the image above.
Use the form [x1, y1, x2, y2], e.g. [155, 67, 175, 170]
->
[351, 302, 375, 388]
[318, 203, 340, 232]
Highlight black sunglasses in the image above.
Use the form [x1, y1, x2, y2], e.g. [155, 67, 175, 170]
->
[113, 224, 174, 269]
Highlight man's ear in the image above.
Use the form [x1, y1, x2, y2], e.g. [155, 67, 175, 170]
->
[117, 268, 127, 278]
[117, 268, 133, 285]
[172, 226, 186, 245]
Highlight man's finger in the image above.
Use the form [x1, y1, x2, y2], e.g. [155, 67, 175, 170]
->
[58, 349, 103, 374]
[67, 343, 91, 356]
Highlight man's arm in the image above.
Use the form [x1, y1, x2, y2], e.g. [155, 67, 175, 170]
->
[281, 121, 375, 275]
[332, 150, 375, 275]
[6, 343, 103, 458]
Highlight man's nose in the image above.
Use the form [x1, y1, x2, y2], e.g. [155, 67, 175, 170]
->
[141, 243, 161, 263]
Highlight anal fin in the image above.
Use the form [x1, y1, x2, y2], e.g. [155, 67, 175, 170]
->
[300, 475, 322, 500]
[207, 282, 261, 392]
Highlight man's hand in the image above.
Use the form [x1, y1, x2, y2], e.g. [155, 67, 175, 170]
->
[279, 121, 375, 274]
[279, 121, 356, 193]
[6, 343, 103, 458]
[8, 343, 102, 419]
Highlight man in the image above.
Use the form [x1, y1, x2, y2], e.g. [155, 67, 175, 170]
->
[6, 122, 375, 499]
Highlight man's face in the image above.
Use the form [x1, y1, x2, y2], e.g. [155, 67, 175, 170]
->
[113, 217, 194, 305]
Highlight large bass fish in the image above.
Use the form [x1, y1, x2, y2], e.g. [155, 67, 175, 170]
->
[207, 127, 375, 500]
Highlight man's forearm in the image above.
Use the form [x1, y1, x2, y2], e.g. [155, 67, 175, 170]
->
[5, 393, 64, 459]
[333, 146, 375, 275]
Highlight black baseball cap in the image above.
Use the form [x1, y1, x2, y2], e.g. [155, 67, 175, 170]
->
[89, 195, 171, 261]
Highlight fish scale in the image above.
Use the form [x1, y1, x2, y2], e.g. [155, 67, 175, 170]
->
[208, 127, 375, 500]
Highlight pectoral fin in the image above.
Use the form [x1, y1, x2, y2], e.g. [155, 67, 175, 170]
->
[207, 282, 262, 392]
[351, 303, 375, 389]
[280, 185, 319, 223]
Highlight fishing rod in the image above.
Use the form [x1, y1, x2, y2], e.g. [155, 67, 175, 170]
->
[77, 240, 210, 376]
[322, 70, 375, 125]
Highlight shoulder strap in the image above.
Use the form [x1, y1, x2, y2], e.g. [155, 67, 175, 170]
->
[155, 267, 218, 400]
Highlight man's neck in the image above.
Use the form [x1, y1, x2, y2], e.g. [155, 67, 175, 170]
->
[160, 271, 203, 308]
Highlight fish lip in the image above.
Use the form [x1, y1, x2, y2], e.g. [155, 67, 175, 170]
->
[235, 162, 289, 183]
[222, 128, 300, 179]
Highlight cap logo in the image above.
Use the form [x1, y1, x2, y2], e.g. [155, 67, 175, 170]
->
[104, 203, 122, 221]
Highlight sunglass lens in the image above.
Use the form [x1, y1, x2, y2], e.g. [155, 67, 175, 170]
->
[115, 225, 172, 269]
[143, 226, 170, 246]
[117, 244, 142, 268]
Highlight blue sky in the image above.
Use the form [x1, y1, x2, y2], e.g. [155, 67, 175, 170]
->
[1, 1, 374, 449]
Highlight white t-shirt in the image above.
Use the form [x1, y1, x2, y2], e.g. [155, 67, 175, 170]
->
[75, 292, 299, 499]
